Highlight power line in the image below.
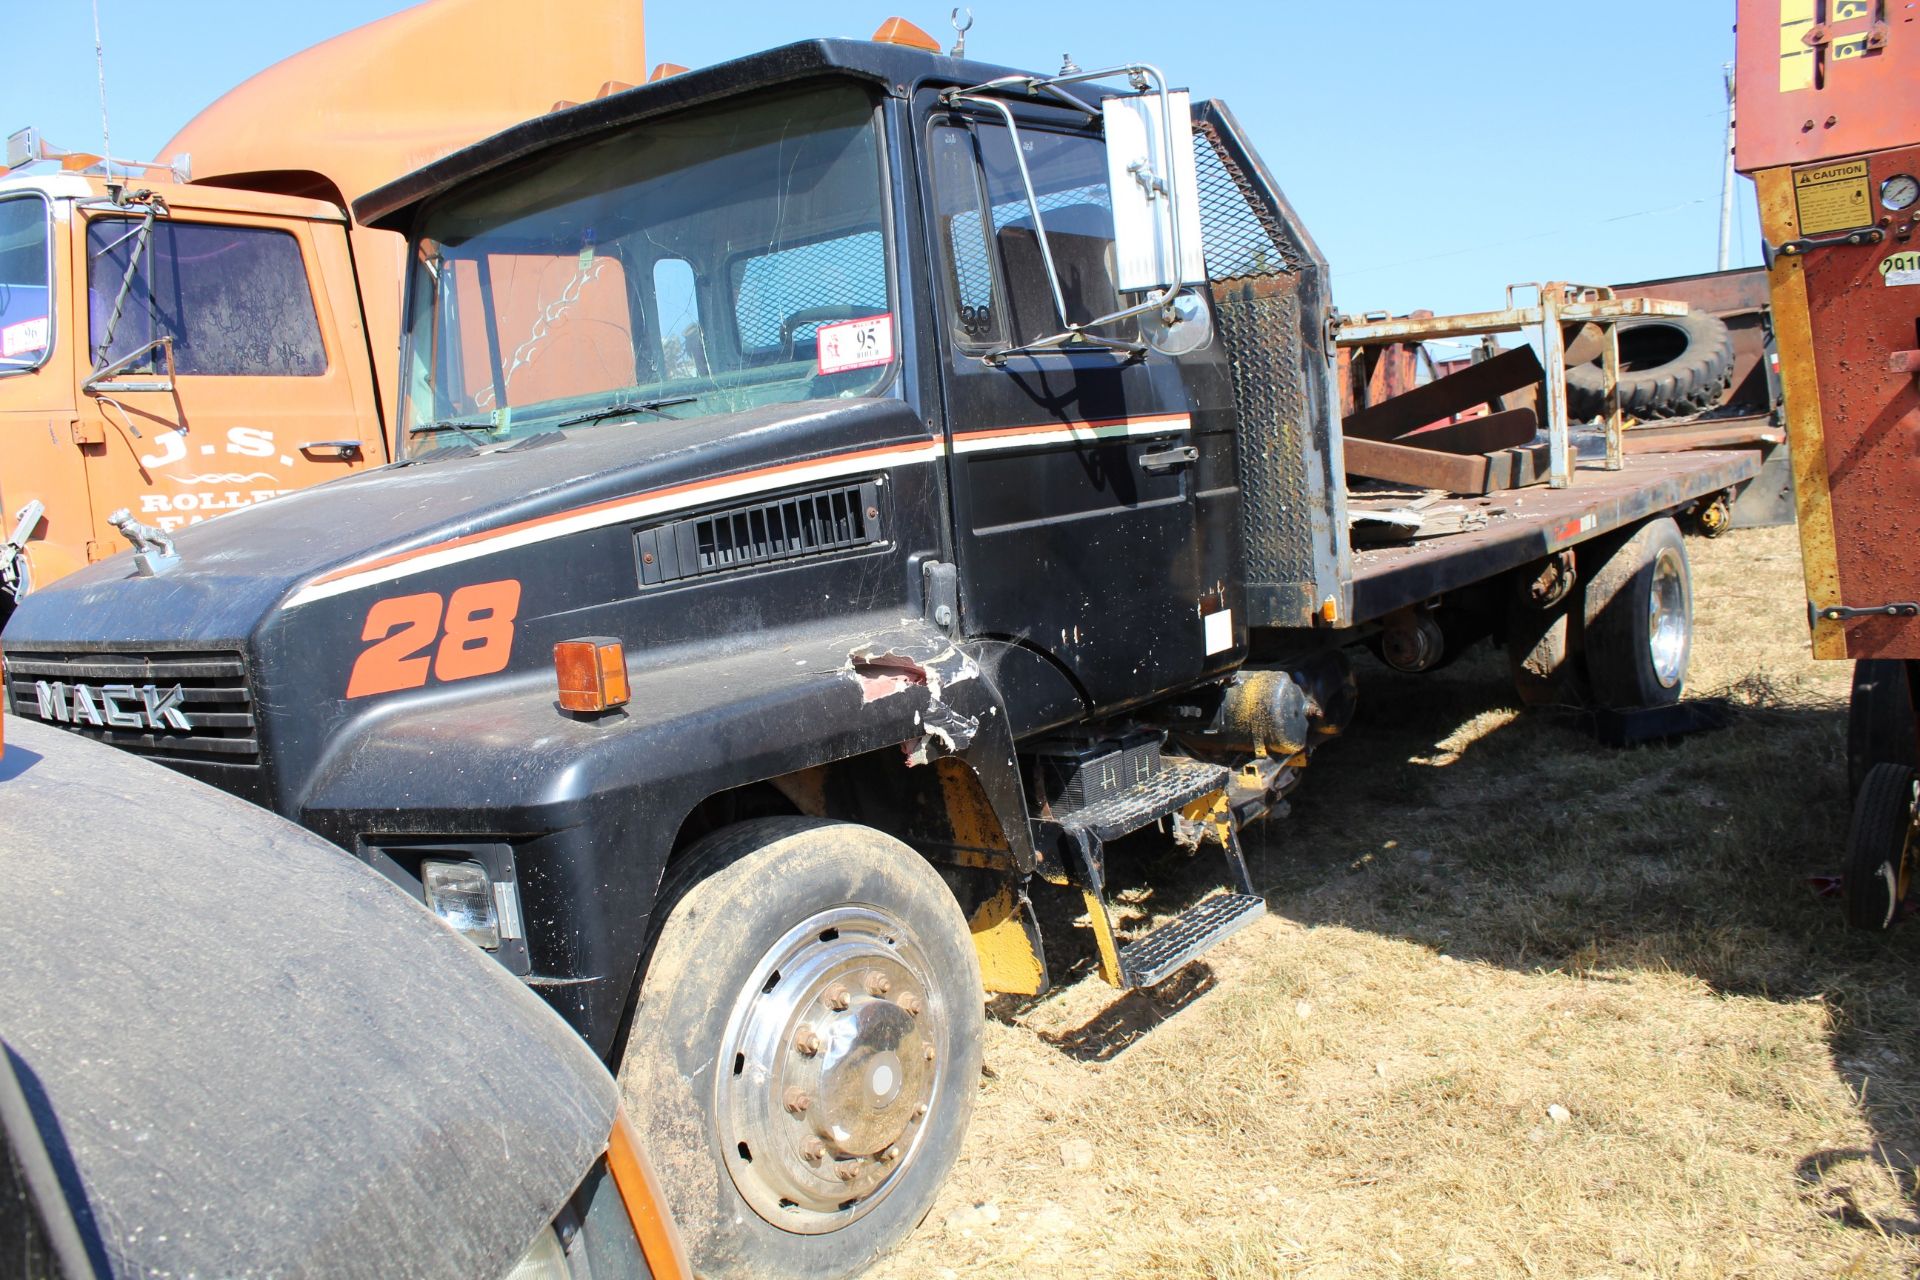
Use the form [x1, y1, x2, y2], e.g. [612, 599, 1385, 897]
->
[1331, 195, 1714, 281]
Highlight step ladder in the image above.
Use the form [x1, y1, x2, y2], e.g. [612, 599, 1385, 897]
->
[1028, 735, 1266, 989]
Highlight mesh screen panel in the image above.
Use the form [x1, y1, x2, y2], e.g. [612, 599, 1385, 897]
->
[732, 231, 887, 350]
[1194, 122, 1324, 615]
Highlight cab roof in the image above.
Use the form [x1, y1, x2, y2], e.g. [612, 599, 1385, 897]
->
[354, 37, 1085, 231]
[0, 168, 345, 221]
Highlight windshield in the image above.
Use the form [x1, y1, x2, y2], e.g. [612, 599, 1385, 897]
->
[0, 195, 54, 375]
[400, 83, 896, 449]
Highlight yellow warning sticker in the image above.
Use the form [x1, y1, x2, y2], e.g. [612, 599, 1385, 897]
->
[1881, 250, 1920, 287]
[1779, 0, 1815, 92]
[1832, 0, 1869, 19]
[1833, 32, 1870, 60]
[1793, 159, 1873, 234]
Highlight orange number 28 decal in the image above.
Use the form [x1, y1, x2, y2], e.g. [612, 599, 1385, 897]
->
[345, 579, 523, 699]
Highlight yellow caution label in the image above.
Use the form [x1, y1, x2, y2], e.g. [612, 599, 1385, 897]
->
[1793, 158, 1873, 234]
[1833, 0, 1869, 19]
[1832, 32, 1870, 60]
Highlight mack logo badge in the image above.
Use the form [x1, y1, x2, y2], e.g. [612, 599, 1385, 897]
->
[33, 681, 192, 731]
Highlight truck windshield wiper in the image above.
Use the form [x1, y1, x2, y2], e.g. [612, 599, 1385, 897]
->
[408, 418, 491, 448]
[552, 396, 695, 429]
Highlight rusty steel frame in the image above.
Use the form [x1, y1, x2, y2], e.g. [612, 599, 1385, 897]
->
[1334, 284, 1689, 489]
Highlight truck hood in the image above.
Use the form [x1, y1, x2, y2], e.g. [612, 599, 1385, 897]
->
[4, 396, 930, 648]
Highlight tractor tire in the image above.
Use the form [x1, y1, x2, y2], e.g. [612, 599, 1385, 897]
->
[618, 818, 982, 1280]
[1842, 762, 1918, 931]
[1565, 311, 1734, 422]
[1581, 517, 1692, 710]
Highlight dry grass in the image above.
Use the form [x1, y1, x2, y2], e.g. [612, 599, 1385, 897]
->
[879, 524, 1920, 1280]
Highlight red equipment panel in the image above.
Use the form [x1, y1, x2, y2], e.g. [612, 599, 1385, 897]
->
[1756, 142, 1920, 658]
[1735, 0, 1920, 173]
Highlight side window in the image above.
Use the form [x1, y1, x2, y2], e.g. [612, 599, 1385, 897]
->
[929, 120, 1135, 350]
[0, 196, 53, 370]
[653, 257, 704, 380]
[86, 220, 326, 375]
[730, 231, 887, 361]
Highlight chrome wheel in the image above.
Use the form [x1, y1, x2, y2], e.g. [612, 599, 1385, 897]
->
[1647, 544, 1689, 688]
[717, 905, 941, 1233]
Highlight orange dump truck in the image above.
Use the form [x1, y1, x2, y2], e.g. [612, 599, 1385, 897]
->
[0, 0, 644, 624]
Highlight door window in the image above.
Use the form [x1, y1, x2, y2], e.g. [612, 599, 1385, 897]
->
[0, 195, 53, 372]
[86, 219, 327, 375]
[929, 121, 1136, 351]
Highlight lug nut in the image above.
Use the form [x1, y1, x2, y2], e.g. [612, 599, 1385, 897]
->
[923, 1043, 937, 1063]
[793, 1025, 823, 1056]
[911, 1103, 928, 1120]
[784, 1087, 812, 1115]
[835, 1158, 866, 1182]
[880, 1144, 902, 1164]
[864, 972, 892, 997]
[801, 1138, 827, 1163]
[898, 991, 923, 1017]
[823, 983, 851, 1011]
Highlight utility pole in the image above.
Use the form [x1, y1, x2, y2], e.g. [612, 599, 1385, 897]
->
[1718, 62, 1736, 271]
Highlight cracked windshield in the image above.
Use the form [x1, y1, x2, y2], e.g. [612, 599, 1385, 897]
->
[402, 83, 895, 450]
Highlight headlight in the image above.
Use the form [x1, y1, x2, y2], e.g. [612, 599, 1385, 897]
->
[421, 858, 500, 949]
[501, 1224, 570, 1280]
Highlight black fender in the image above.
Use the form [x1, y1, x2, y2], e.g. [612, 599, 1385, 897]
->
[297, 616, 1031, 1055]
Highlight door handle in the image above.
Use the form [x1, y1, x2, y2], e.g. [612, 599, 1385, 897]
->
[1139, 444, 1198, 472]
[299, 439, 364, 458]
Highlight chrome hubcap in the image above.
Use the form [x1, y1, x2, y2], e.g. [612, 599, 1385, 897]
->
[1647, 546, 1688, 688]
[717, 906, 939, 1232]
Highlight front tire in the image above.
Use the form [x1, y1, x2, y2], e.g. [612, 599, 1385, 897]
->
[1582, 517, 1691, 710]
[619, 818, 982, 1280]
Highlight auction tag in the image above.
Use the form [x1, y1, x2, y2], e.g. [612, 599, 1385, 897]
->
[1, 316, 48, 358]
[816, 314, 894, 375]
[1792, 158, 1872, 235]
[1880, 250, 1920, 287]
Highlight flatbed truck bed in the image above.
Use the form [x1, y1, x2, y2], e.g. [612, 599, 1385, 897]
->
[1345, 450, 1758, 623]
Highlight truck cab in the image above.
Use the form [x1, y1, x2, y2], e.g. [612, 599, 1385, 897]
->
[2, 28, 1749, 1279]
[0, 163, 391, 616]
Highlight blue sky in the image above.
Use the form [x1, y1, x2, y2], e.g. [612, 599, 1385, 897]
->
[3, 1, 1757, 324]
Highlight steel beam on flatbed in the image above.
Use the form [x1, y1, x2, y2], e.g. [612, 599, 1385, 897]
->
[1341, 450, 1759, 624]
[1334, 284, 1691, 490]
[1332, 295, 1688, 345]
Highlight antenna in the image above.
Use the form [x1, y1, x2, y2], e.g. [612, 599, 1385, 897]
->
[91, 0, 112, 176]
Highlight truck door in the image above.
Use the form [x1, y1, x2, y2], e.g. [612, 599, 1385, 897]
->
[924, 103, 1241, 715]
[0, 190, 93, 592]
[74, 209, 383, 543]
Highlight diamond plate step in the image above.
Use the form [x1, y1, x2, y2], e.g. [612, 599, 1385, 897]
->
[1051, 756, 1230, 844]
[1117, 891, 1266, 989]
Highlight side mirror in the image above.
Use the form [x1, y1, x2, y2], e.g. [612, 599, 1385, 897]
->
[1104, 89, 1206, 296]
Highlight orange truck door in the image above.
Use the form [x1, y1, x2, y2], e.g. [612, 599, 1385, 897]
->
[0, 189, 95, 593]
[73, 208, 384, 543]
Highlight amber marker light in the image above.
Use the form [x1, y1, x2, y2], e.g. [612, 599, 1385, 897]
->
[871, 17, 942, 50]
[554, 637, 630, 714]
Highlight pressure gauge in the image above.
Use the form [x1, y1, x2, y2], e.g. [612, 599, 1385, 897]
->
[1882, 174, 1920, 212]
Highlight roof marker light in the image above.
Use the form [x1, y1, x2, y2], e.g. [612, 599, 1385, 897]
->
[872, 17, 941, 51]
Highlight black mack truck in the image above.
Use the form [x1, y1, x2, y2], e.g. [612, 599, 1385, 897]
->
[3, 29, 1755, 1279]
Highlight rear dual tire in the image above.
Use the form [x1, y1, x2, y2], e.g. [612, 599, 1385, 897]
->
[1506, 517, 1692, 711]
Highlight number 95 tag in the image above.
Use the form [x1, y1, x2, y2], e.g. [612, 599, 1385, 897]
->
[815, 314, 895, 375]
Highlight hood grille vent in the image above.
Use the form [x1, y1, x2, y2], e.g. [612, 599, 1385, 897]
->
[635, 480, 884, 586]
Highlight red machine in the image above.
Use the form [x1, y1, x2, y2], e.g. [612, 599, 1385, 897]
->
[1737, 0, 1920, 928]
